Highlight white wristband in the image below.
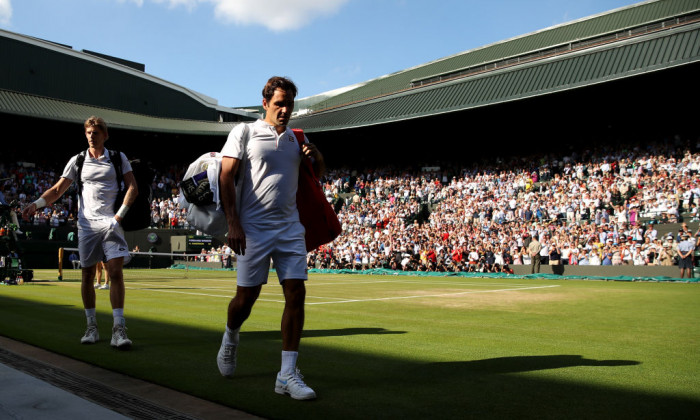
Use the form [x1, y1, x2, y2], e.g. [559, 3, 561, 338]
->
[116, 204, 130, 218]
[33, 197, 47, 209]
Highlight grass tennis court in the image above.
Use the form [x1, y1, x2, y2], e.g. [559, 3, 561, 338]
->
[1, 269, 699, 419]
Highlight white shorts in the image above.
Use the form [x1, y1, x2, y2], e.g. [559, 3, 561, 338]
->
[78, 219, 131, 267]
[236, 222, 308, 287]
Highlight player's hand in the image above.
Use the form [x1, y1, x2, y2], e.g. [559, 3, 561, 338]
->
[21, 203, 36, 221]
[227, 221, 246, 255]
[302, 143, 322, 161]
[109, 217, 120, 229]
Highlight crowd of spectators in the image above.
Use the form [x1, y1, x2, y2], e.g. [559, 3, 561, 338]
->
[0, 161, 190, 231]
[308, 136, 700, 272]
[4, 135, 700, 274]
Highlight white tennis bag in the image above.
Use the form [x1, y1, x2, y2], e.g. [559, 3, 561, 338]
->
[178, 124, 250, 240]
[177, 152, 228, 239]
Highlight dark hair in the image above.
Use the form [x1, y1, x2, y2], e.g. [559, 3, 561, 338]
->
[262, 76, 298, 101]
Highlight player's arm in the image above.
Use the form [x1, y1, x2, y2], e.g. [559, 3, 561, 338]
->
[21, 177, 73, 220]
[219, 156, 246, 255]
[115, 171, 138, 223]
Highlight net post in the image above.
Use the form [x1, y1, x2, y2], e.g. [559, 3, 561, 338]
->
[58, 247, 64, 281]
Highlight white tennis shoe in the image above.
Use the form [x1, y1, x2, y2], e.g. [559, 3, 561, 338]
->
[110, 324, 132, 349]
[275, 368, 317, 400]
[80, 325, 99, 344]
[217, 334, 237, 377]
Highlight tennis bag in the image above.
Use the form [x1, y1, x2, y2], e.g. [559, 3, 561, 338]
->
[292, 129, 342, 251]
[178, 152, 228, 239]
[178, 124, 252, 239]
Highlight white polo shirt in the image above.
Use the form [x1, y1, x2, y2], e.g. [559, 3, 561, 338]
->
[221, 120, 303, 225]
[61, 148, 132, 222]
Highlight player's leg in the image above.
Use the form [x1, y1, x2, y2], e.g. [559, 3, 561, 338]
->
[106, 257, 125, 311]
[217, 285, 262, 377]
[95, 261, 103, 288]
[80, 264, 99, 344]
[281, 278, 305, 352]
[218, 223, 270, 377]
[101, 267, 110, 289]
[81, 265, 97, 310]
[105, 256, 131, 349]
[273, 223, 316, 400]
[275, 277, 315, 400]
[103, 222, 132, 348]
[78, 223, 107, 344]
[227, 285, 262, 330]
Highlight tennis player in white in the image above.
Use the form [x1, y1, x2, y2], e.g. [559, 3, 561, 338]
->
[217, 76, 325, 400]
[22, 116, 137, 349]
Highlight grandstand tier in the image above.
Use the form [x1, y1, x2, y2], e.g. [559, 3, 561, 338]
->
[4, 131, 700, 281]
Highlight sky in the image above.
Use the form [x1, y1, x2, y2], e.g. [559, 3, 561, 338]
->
[0, 0, 642, 108]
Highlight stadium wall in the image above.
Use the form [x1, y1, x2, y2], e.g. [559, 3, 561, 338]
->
[14, 227, 194, 269]
[508, 264, 678, 279]
[11, 226, 689, 279]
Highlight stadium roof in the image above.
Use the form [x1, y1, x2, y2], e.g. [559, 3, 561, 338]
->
[0, 27, 257, 133]
[2, 0, 698, 137]
[0, 88, 236, 135]
[292, 0, 700, 132]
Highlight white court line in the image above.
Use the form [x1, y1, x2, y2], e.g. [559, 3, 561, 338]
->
[123, 287, 288, 302]
[306, 284, 560, 305]
[127, 278, 235, 283]
[310, 280, 538, 287]
[126, 282, 287, 302]
[128, 281, 231, 290]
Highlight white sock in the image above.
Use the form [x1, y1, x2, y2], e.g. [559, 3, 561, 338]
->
[224, 325, 240, 345]
[85, 308, 96, 325]
[113, 308, 125, 326]
[281, 351, 298, 375]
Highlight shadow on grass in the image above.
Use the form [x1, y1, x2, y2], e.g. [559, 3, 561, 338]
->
[435, 354, 639, 373]
[0, 294, 698, 420]
[386, 356, 695, 419]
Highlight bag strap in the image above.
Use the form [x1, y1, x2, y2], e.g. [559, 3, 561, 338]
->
[291, 128, 305, 147]
[109, 149, 125, 193]
[292, 129, 317, 178]
[234, 123, 251, 186]
[75, 151, 86, 195]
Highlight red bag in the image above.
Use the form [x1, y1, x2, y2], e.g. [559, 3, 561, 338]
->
[292, 129, 342, 251]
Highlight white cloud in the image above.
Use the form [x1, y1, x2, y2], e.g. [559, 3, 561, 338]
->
[0, 0, 12, 26]
[210, 0, 350, 32]
[153, 0, 199, 11]
[119, 0, 200, 10]
[117, 0, 145, 7]
[114, 0, 348, 31]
